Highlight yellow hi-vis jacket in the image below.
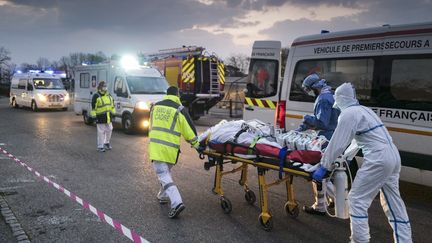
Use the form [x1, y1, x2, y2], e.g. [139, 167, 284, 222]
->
[149, 95, 199, 164]
[90, 91, 116, 124]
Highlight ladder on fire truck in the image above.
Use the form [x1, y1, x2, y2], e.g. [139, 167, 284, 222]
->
[209, 58, 220, 94]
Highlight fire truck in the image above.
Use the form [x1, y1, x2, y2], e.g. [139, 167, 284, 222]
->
[144, 46, 225, 120]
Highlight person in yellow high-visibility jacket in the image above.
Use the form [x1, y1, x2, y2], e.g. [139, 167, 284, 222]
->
[149, 86, 201, 219]
[91, 81, 116, 152]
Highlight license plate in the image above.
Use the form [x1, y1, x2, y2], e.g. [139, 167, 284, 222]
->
[49, 103, 62, 107]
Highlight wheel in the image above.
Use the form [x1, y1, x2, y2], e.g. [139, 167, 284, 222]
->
[31, 100, 38, 112]
[11, 98, 19, 108]
[62, 107, 68, 111]
[244, 190, 256, 205]
[122, 114, 135, 134]
[258, 214, 273, 231]
[220, 197, 232, 214]
[204, 162, 211, 171]
[83, 112, 93, 125]
[284, 202, 299, 218]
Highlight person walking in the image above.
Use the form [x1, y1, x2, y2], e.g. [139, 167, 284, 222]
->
[91, 81, 115, 152]
[148, 86, 201, 219]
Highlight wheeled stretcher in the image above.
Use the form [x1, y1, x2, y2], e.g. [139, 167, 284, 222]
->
[199, 141, 318, 231]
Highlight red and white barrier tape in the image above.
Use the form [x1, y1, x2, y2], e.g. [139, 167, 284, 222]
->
[0, 147, 149, 243]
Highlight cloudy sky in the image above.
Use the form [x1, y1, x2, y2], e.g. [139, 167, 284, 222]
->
[1, 0, 431, 64]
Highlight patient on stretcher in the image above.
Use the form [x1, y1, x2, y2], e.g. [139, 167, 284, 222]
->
[197, 119, 329, 171]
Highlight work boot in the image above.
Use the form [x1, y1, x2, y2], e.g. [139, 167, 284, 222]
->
[97, 147, 106, 152]
[303, 205, 326, 216]
[168, 203, 185, 219]
[104, 143, 112, 150]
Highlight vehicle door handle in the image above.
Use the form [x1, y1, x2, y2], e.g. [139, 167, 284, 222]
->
[245, 106, 254, 111]
[90, 92, 93, 95]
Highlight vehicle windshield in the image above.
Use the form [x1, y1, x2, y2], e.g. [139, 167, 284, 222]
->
[33, 78, 65, 90]
[126, 76, 169, 94]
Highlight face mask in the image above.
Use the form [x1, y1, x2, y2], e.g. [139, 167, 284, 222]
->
[307, 90, 315, 97]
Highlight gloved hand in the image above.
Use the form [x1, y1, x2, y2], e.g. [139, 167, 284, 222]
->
[295, 124, 307, 132]
[197, 145, 206, 153]
[312, 165, 329, 182]
[303, 115, 315, 126]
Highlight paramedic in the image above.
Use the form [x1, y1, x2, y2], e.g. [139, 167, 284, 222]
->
[313, 83, 412, 243]
[297, 73, 340, 216]
[149, 86, 201, 219]
[91, 81, 116, 152]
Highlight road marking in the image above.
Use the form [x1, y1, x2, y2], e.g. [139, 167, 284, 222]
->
[0, 147, 149, 243]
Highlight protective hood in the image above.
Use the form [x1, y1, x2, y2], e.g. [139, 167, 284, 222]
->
[333, 82, 359, 110]
[302, 73, 327, 89]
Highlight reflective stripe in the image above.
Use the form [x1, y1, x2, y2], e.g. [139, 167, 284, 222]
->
[356, 124, 384, 135]
[170, 106, 183, 130]
[150, 138, 180, 149]
[186, 136, 198, 143]
[163, 182, 175, 191]
[152, 126, 181, 137]
[350, 214, 368, 219]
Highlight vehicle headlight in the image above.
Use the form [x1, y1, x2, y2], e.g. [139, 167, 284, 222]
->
[135, 101, 149, 111]
[64, 93, 70, 101]
[37, 93, 47, 102]
[142, 120, 149, 127]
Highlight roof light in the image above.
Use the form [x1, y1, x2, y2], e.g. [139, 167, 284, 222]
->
[29, 70, 41, 73]
[45, 70, 54, 74]
[121, 55, 139, 69]
[16, 70, 22, 74]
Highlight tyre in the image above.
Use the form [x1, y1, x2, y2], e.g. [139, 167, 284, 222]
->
[258, 214, 273, 231]
[11, 98, 19, 108]
[122, 113, 135, 134]
[62, 107, 68, 111]
[83, 112, 93, 125]
[31, 100, 38, 112]
[245, 190, 256, 205]
[284, 201, 299, 218]
[220, 197, 232, 214]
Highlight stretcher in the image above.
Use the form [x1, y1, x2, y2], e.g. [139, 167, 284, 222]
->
[199, 141, 317, 231]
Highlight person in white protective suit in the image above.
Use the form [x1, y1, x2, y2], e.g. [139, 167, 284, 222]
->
[312, 83, 412, 243]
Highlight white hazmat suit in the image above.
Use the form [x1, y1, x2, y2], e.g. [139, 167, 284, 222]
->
[320, 83, 412, 243]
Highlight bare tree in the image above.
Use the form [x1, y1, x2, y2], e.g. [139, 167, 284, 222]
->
[226, 54, 250, 75]
[36, 57, 51, 70]
[281, 47, 289, 77]
[0, 47, 11, 65]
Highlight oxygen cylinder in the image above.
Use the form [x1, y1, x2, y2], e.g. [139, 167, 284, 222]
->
[333, 167, 349, 219]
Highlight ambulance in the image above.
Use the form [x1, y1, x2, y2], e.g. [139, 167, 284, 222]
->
[9, 71, 70, 111]
[244, 22, 432, 187]
[73, 56, 169, 134]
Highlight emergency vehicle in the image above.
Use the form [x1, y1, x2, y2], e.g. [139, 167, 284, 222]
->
[244, 22, 432, 187]
[10, 71, 70, 111]
[145, 46, 225, 120]
[73, 56, 169, 134]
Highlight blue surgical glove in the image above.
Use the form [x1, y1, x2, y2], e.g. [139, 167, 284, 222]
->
[303, 115, 315, 126]
[295, 123, 307, 132]
[312, 165, 328, 182]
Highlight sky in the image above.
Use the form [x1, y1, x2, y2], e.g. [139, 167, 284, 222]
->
[1, 0, 432, 65]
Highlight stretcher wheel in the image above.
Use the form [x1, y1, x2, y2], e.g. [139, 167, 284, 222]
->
[258, 214, 273, 231]
[204, 162, 211, 171]
[244, 190, 256, 205]
[220, 197, 232, 214]
[284, 202, 299, 218]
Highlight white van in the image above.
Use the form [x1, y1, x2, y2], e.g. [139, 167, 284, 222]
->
[244, 22, 432, 187]
[73, 59, 169, 134]
[9, 71, 70, 111]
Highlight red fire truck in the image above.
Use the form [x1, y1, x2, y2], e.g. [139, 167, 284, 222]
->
[144, 46, 225, 120]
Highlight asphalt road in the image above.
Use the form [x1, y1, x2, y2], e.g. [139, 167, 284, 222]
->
[0, 97, 430, 243]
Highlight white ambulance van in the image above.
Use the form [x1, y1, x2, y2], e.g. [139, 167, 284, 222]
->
[73, 57, 169, 134]
[9, 71, 70, 111]
[244, 22, 432, 187]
